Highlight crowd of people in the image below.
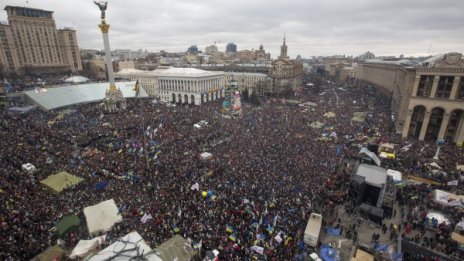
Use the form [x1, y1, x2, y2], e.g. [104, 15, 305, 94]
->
[0, 80, 462, 260]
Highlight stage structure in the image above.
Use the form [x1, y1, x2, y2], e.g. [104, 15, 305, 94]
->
[94, 1, 126, 113]
[347, 164, 389, 225]
[221, 78, 242, 118]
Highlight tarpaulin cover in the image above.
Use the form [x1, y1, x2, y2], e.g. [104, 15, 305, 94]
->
[84, 199, 122, 235]
[320, 245, 338, 261]
[70, 235, 106, 259]
[56, 215, 80, 238]
[309, 121, 324, 129]
[87, 231, 159, 261]
[154, 235, 194, 261]
[32, 245, 65, 261]
[40, 171, 83, 193]
[324, 112, 336, 118]
[359, 147, 381, 167]
[433, 189, 464, 207]
[387, 169, 402, 182]
[200, 152, 213, 160]
[326, 227, 341, 236]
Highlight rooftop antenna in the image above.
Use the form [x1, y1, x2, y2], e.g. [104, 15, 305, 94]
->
[428, 41, 432, 56]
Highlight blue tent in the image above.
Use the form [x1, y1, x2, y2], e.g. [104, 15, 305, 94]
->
[320, 244, 338, 261]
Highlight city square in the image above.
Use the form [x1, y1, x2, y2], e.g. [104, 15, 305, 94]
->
[0, 1, 464, 261]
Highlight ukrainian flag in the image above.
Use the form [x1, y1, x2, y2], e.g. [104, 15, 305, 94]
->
[285, 236, 293, 246]
[229, 234, 237, 241]
[267, 225, 274, 234]
[226, 225, 234, 233]
[173, 227, 180, 233]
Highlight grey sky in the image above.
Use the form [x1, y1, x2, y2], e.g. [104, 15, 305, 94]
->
[2, 0, 463, 58]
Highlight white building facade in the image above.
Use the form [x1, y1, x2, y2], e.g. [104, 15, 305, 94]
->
[115, 68, 160, 97]
[225, 72, 268, 94]
[158, 68, 225, 105]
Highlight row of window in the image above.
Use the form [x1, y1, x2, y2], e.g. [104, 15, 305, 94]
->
[159, 78, 223, 92]
[416, 75, 464, 99]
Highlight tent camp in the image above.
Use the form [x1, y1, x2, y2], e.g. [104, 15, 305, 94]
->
[433, 189, 464, 207]
[56, 215, 80, 238]
[22, 163, 37, 174]
[200, 152, 213, 160]
[70, 235, 106, 259]
[154, 235, 194, 261]
[84, 199, 122, 235]
[40, 171, 83, 193]
[299, 101, 317, 107]
[351, 249, 374, 261]
[387, 169, 402, 182]
[426, 211, 451, 226]
[309, 121, 324, 129]
[87, 231, 159, 261]
[352, 112, 368, 122]
[31, 245, 65, 261]
[359, 147, 381, 167]
[324, 112, 336, 118]
[64, 76, 90, 83]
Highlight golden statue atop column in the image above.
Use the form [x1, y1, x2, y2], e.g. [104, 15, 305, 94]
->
[94, 1, 126, 113]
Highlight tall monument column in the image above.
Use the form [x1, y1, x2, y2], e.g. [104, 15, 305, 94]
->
[94, 1, 126, 113]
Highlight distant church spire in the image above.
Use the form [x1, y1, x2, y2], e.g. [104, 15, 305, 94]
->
[280, 34, 288, 58]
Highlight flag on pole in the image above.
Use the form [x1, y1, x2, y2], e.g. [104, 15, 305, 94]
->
[190, 182, 200, 191]
[141, 213, 152, 224]
[229, 234, 237, 241]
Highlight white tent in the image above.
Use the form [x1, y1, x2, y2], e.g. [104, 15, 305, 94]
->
[200, 152, 213, 160]
[324, 112, 336, 118]
[64, 76, 90, 83]
[154, 235, 194, 261]
[359, 147, 381, 166]
[299, 101, 317, 107]
[70, 235, 106, 259]
[86, 231, 160, 261]
[433, 189, 464, 207]
[387, 169, 402, 182]
[22, 163, 37, 174]
[427, 211, 451, 225]
[84, 199, 122, 235]
[309, 121, 324, 129]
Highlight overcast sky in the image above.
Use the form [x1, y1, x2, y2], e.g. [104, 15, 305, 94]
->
[2, 0, 463, 58]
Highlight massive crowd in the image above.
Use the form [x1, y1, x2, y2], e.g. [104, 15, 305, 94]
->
[0, 81, 462, 260]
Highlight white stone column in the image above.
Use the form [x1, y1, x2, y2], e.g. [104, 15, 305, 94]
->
[429, 75, 440, 98]
[449, 76, 461, 100]
[419, 111, 431, 141]
[411, 75, 420, 97]
[99, 23, 116, 91]
[455, 114, 464, 145]
[438, 113, 450, 140]
[402, 109, 413, 138]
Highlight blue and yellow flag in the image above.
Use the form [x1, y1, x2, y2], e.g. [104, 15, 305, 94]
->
[229, 234, 237, 241]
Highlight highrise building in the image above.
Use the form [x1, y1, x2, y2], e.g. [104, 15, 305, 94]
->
[0, 6, 82, 76]
[187, 45, 199, 55]
[205, 45, 218, 55]
[226, 42, 237, 53]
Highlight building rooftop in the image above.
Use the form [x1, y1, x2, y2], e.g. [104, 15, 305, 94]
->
[363, 59, 419, 66]
[226, 72, 268, 77]
[5, 6, 53, 18]
[24, 81, 148, 111]
[355, 164, 388, 187]
[156, 67, 224, 77]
